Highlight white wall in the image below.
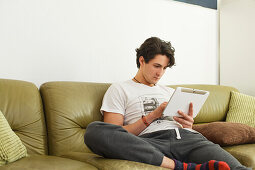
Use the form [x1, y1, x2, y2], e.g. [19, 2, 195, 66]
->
[219, 0, 255, 96]
[0, 0, 218, 87]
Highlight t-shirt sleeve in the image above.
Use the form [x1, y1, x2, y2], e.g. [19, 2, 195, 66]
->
[100, 84, 126, 116]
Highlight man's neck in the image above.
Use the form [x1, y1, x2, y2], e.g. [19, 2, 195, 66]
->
[133, 73, 155, 87]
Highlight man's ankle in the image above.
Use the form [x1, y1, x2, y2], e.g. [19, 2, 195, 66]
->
[160, 156, 175, 169]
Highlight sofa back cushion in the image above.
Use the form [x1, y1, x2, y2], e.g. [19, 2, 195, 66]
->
[40, 82, 110, 156]
[169, 85, 239, 123]
[0, 79, 48, 155]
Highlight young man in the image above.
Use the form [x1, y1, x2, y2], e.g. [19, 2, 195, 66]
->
[85, 37, 249, 170]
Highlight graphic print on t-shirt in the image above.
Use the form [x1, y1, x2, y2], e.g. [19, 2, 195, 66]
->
[140, 97, 160, 115]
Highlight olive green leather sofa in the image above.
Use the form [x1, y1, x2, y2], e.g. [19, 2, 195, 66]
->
[0, 79, 97, 170]
[0, 78, 254, 170]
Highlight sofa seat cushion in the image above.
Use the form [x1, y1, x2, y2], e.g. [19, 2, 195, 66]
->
[1, 155, 97, 170]
[223, 144, 255, 169]
[61, 152, 168, 170]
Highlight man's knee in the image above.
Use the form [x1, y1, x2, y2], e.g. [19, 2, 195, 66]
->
[84, 121, 124, 147]
[86, 121, 105, 133]
[84, 121, 126, 156]
[85, 121, 105, 143]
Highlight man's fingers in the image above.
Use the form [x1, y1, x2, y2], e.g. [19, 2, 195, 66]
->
[177, 110, 185, 116]
[173, 103, 194, 129]
[188, 102, 193, 117]
[177, 110, 193, 122]
[174, 115, 194, 124]
[160, 102, 168, 110]
[173, 116, 193, 127]
[174, 108, 194, 129]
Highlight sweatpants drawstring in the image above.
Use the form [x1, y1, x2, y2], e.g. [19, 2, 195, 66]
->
[175, 128, 181, 140]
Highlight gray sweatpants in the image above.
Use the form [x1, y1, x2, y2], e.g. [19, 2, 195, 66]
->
[84, 121, 250, 170]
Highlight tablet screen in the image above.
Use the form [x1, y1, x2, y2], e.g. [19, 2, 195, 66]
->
[163, 87, 209, 118]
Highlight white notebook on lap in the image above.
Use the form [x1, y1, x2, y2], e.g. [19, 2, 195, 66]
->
[163, 87, 209, 118]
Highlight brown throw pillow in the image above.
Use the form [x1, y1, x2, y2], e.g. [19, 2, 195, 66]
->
[193, 122, 255, 146]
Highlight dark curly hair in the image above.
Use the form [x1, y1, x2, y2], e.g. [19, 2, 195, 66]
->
[136, 37, 175, 68]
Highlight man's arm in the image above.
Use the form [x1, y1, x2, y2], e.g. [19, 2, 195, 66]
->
[103, 102, 168, 136]
[104, 102, 194, 135]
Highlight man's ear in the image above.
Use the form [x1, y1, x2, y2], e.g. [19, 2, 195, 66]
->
[139, 56, 145, 67]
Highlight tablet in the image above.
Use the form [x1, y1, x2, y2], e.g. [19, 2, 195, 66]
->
[163, 87, 209, 118]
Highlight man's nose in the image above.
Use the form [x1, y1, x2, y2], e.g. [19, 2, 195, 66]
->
[157, 69, 164, 76]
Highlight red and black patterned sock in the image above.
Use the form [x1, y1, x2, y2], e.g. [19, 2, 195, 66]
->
[173, 159, 230, 170]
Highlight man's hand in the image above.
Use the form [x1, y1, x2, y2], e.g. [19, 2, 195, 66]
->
[150, 102, 168, 120]
[173, 102, 194, 129]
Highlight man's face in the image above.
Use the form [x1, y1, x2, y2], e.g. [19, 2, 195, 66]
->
[140, 54, 169, 86]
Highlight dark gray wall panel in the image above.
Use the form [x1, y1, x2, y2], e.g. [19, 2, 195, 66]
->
[173, 0, 217, 9]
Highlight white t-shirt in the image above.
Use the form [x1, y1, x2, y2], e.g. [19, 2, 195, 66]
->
[100, 80, 182, 136]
